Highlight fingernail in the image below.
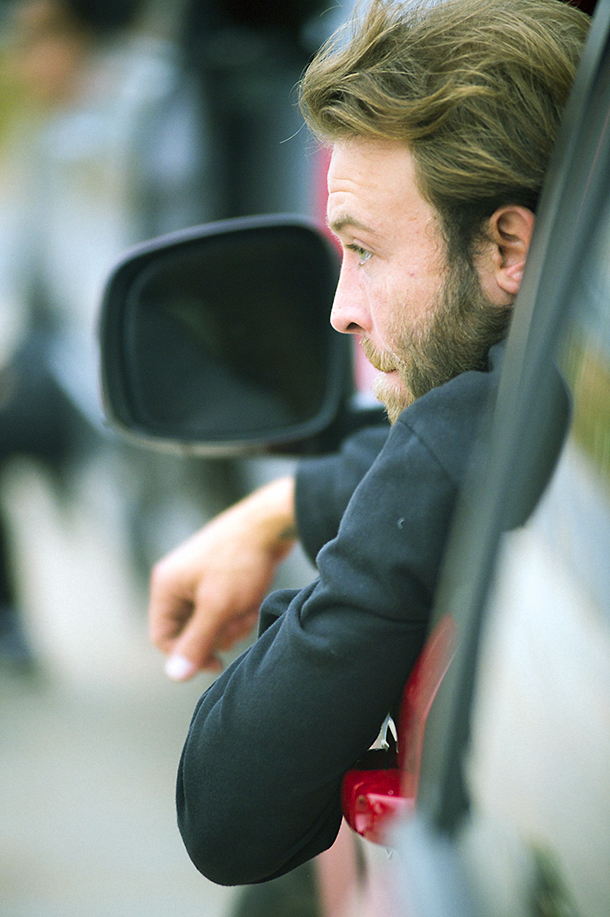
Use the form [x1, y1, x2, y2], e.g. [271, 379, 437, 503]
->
[165, 655, 197, 682]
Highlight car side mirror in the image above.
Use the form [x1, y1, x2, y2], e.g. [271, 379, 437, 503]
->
[100, 215, 359, 455]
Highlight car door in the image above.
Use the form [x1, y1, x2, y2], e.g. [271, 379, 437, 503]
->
[383, 3, 610, 915]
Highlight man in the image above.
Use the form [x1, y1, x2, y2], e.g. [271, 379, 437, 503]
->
[148, 0, 589, 887]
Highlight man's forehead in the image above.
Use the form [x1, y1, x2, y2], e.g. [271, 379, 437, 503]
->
[326, 137, 436, 240]
[327, 138, 419, 199]
[328, 137, 413, 171]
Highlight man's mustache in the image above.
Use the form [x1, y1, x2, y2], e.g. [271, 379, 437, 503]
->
[360, 336, 400, 373]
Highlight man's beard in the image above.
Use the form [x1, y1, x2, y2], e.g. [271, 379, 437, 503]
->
[362, 255, 512, 424]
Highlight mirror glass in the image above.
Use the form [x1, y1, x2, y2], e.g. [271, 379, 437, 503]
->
[102, 220, 346, 450]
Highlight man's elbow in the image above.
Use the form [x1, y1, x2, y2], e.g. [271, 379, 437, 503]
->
[184, 842, 252, 887]
[176, 750, 344, 885]
[176, 788, 342, 887]
[177, 789, 281, 886]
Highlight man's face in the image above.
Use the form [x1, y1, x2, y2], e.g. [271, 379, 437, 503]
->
[327, 138, 510, 422]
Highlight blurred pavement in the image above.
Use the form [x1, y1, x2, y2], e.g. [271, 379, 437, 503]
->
[0, 673, 238, 917]
[0, 459, 244, 917]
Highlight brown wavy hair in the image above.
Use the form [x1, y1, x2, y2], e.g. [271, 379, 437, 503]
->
[300, 0, 589, 260]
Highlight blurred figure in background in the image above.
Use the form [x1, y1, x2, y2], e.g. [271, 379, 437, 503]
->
[0, 0, 221, 673]
[179, 0, 338, 220]
[0, 3, 340, 915]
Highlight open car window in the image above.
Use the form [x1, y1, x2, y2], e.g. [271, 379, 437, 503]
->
[389, 4, 610, 915]
[462, 174, 610, 917]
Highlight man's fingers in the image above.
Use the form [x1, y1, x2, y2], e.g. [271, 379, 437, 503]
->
[149, 598, 191, 654]
[164, 621, 220, 679]
[149, 558, 196, 652]
[165, 654, 203, 681]
[164, 604, 260, 681]
[148, 476, 298, 681]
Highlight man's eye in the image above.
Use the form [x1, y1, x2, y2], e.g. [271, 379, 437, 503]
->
[348, 245, 372, 267]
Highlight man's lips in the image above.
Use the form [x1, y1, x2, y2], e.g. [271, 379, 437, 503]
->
[360, 337, 398, 373]
[369, 358, 397, 372]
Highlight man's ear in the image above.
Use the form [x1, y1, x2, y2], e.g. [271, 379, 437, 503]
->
[487, 205, 535, 298]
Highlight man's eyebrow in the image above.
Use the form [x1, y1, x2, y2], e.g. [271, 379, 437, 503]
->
[327, 214, 378, 236]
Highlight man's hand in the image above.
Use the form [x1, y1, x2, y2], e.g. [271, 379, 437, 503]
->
[149, 476, 297, 681]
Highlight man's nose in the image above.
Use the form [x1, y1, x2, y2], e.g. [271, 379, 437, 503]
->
[330, 266, 370, 335]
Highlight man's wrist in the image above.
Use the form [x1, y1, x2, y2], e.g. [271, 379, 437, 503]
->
[242, 475, 297, 556]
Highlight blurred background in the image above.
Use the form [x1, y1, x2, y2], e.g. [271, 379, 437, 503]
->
[0, 1, 352, 913]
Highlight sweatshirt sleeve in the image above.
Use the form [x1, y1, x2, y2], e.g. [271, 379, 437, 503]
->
[295, 422, 390, 564]
[176, 420, 457, 886]
[176, 362, 500, 887]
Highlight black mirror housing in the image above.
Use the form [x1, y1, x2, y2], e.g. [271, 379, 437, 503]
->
[100, 215, 357, 456]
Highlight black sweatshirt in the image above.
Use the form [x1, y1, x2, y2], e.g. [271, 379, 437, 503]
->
[176, 343, 504, 886]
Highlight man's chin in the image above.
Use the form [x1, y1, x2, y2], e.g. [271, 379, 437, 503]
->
[372, 372, 412, 424]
